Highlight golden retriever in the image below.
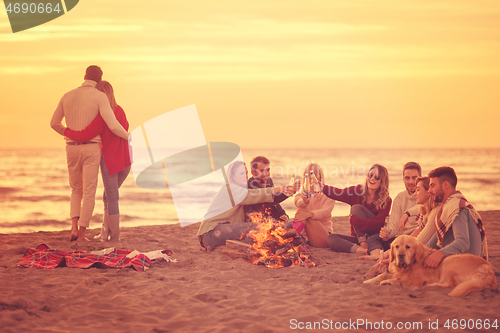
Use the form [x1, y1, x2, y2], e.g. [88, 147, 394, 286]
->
[364, 235, 497, 297]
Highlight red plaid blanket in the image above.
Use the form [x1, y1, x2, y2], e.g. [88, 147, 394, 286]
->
[18, 244, 154, 272]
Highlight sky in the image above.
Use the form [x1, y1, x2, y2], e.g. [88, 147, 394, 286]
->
[0, 0, 499, 149]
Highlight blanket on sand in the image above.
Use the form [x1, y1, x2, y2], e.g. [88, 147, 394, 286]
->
[17, 244, 174, 271]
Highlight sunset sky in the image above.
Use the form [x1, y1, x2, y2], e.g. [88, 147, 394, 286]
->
[1, 0, 499, 149]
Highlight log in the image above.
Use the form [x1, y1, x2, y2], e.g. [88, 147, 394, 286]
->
[226, 239, 253, 249]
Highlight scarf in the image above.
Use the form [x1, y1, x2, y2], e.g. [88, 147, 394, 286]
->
[435, 191, 488, 260]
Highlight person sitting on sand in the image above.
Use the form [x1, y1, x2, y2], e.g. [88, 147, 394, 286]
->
[401, 176, 441, 244]
[365, 162, 421, 257]
[291, 163, 335, 248]
[361, 176, 439, 263]
[244, 156, 291, 222]
[423, 166, 488, 267]
[322, 164, 392, 254]
[197, 161, 296, 251]
[368, 167, 488, 274]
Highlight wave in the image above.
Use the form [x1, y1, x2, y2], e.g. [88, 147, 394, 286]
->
[0, 219, 69, 228]
[468, 178, 500, 185]
[0, 187, 20, 195]
[0, 214, 140, 229]
[7, 195, 69, 202]
[2, 193, 172, 203]
[89, 214, 138, 222]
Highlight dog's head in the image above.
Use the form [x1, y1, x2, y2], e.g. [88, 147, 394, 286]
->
[389, 235, 426, 269]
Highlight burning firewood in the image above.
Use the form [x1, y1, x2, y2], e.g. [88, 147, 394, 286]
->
[245, 216, 316, 268]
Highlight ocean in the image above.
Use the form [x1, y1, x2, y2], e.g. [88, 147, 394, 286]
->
[0, 148, 499, 234]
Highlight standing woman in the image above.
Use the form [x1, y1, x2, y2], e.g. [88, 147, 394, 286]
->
[323, 164, 391, 254]
[63, 81, 131, 241]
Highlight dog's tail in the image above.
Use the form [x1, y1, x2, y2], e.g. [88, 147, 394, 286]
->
[448, 263, 497, 297]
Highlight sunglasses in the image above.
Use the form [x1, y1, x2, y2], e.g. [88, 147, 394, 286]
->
[367, 173, 380, 181]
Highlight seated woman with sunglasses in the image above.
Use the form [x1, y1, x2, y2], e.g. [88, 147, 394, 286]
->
[322, 164, 392, 254]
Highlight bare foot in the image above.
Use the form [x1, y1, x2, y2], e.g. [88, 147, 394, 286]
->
[70, 217, 79, 241]
[76, 226, 87, 242]
[358, 253, 380, 260]
[69, 230, 78, 241]
[355, 246, 368, 254]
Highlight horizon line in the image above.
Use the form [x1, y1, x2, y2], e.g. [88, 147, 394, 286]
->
[1, 146, 500, 150]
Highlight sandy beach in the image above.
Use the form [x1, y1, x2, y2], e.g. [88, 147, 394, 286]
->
[1, 211, 499, 333]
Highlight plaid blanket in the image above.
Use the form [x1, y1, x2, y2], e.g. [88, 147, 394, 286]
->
[434, 191, 488, 260]
[17, 244, 172, 272]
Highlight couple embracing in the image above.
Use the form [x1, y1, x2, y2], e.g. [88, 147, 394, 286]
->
[50, 65, 131, 242]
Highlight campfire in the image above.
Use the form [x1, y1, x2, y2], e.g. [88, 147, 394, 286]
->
[243, 212, 315, 268]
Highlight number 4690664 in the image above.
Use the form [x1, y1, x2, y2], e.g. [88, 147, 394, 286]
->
[5, 2, 62, 14]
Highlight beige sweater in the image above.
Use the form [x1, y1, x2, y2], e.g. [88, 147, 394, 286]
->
[386, 190, 418, 238]
[416, 206, 440, 244]
[294, 193, 335, 233]
[197, 184, 275, 236]
[50, 80, 129, 141]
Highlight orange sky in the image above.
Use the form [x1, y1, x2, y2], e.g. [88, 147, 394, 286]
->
[0, 0, 499, 149]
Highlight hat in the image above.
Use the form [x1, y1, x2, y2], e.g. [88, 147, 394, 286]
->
[85, 65, 103, 82]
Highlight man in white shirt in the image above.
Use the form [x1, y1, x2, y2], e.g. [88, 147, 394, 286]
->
[366, 162, 421, 257]
[50, 66, 129, 241]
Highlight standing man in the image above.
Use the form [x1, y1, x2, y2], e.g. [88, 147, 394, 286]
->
[245, 156, 290, 222]
[424, 166, 487, 267]
[366, 162, 421, 257]
[50, 65, 129, 241]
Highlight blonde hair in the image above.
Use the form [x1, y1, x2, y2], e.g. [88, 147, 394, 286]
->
[362, 164, 390, 211]
[301, 163, 325, 186]
[96, 80, 117, 109]
[416, 177, 439, 217]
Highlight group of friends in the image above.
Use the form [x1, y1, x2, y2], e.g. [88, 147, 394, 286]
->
[50, 65, 488, 272]
[197, 157, 488, 269]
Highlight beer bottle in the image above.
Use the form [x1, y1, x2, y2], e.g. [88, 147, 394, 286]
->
[310, 170, 321, 197]
[381, 216, 390, 241]
[303, 173, 311, 200]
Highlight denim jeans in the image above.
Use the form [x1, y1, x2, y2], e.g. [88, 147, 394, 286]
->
[350, 204, 376, 242]
[326, 204, 378, 253]
[367, 234, 395, 253]
[101, 156, 130, 215]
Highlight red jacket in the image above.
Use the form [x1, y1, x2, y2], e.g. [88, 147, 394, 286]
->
[63, 105, 131, 175]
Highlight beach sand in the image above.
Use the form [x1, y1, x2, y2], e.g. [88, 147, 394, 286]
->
[1, 211, 499, 333]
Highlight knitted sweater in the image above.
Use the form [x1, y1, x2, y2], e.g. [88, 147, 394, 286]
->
[386, 190, 418, 238]
[294, 193, 335, 233]
[323, 184, 392, 236]
[50, 80, 129, 141]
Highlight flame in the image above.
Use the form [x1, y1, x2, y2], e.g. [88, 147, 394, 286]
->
[246, 212, 315, 268]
